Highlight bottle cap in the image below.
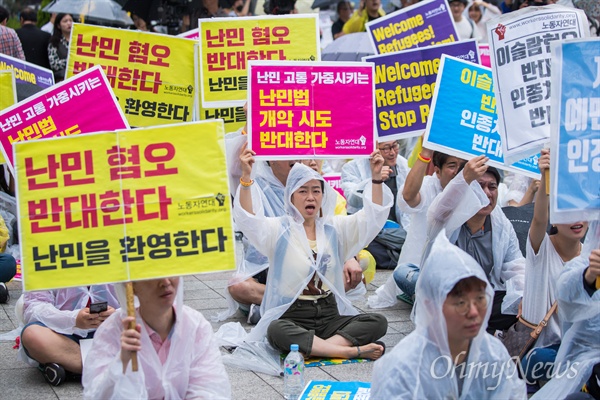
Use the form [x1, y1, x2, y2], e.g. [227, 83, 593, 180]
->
[290, 344, 299, 351]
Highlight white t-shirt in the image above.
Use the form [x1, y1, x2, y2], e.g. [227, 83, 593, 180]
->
[522, 234, 564, 347]
[454, 17, 475, 41]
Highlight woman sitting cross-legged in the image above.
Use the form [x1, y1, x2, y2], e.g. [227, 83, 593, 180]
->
[234, 146, 390, 360]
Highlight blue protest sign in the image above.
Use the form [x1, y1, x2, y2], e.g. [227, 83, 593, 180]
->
[364, 40, 479, 141]
[550, 38, 600, 224]
[425, 55, 541, 178]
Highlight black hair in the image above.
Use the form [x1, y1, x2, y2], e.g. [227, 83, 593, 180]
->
[264, 0, 297, 14]
[337, 0, 351, 13]
[49, 13, 71, 48]
[448, 276, 487, 297]
[549, 225, 558, 235]
[0, 6, 9, 23]
[432, 151, 449, 169]
[20, 7, 37, 23]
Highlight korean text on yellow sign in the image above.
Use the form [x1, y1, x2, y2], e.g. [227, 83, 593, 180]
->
[66, 24, 196, 128]
[16, 121, 235, 291]
[198, 15, 320, 108]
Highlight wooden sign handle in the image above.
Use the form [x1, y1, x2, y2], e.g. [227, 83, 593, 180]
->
[125, 282, 138, 372]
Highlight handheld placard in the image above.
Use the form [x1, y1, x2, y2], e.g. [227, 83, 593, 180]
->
[126, 282, 138, 372]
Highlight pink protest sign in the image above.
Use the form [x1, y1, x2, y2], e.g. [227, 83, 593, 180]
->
[0, 66, 129, 171]
[178, 28, 199, 39]
[478, 44, 490, 68]
[323, 173, 344, 198]
[248, 61, 375, 159]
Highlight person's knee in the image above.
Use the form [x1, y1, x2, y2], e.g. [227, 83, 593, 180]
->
[228, 278, 264, 305]
[0, 253, 16, 282]
[21, 324, 51, 353]
[267, 320, 290, 352]
[362, 313, 387, 339]
[393, 264, 418, 290]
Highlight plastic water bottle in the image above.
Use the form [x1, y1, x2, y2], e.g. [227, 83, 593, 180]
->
[283, 344, 305, 400]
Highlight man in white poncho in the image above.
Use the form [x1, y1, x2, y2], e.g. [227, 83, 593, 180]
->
[233, 148, 390, 360]
[82, 277, 231, 399]
[532, 221, 600, 400]
[371, 231, 527, 399]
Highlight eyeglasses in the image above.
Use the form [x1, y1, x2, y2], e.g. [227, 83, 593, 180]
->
[378, 143, 399, 153]
[451, 294, 488, 315]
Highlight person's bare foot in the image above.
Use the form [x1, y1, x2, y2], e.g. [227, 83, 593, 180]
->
[354, 342, 385, 360]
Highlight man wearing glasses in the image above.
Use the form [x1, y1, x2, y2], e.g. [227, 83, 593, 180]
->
[371, 232, 526, 399]
[341, 140, 410, 269]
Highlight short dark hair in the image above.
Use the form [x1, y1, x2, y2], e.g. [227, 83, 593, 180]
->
[432, 152, 462, 169]
[448, 276, 487, 297]
[337, 0, 351, 12]
[485, 166, 501, 185]
[263, 0, 297, 14]
[20, 7, 37, 22]
[0, 6, 9, 23]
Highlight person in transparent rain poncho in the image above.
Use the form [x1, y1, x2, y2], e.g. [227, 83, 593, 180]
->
[531, 221, 600, 400]
[82, 277, 231, 399]
[234, 146, 390, 360]
[371, 231, 527, 399]
[19, 285, 119, 386]
[221, 128, 364, 324]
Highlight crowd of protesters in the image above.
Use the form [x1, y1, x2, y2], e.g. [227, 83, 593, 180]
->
[0, 1, 598, 399]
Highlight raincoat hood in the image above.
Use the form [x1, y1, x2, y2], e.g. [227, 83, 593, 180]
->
[371, 230, 526, 399]
[284, 163, 337, 224]
[415, 230, 494, 357]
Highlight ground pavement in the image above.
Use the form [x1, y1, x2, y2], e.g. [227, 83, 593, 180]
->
[0, 270, 414, 400]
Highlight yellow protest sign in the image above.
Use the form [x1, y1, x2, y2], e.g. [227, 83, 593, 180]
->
[16, 121, 234, 291]
[0, 70, 16, 111]
[0, 70, 16, 164]
[198, 15, 320, 108]
[198, 102, 246, 133]
[66, 25, 196, 128]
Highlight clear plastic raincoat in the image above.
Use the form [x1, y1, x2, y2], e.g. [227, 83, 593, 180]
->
[531, 221, 600, 399]
[426, 171, 525, 292]
[368, 174, 443, 309]
[18, 285, 120, 366]
[228, 163, 392, 373]
[217, 140, 291, 321]
[82, 278, 231, 399]
[371, 231, 527, 399]
[340, 156, 410, 228]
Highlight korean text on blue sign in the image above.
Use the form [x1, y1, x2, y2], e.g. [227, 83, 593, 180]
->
[425, 55, 540, 178]
[364, 40, 479, 141]
[550, 39, 600, 224]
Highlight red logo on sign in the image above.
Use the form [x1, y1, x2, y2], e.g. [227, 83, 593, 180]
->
[495, 24, 506, 40]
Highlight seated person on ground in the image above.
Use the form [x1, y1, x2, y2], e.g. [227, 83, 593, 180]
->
[341, 140, 410, 269]
[0, 213, 16, 303]
[225, 155, 363, 324]
[531, 221, 599, 400]
[82, 277, 230, 399]
[402, 155, 525, 333]
[19, 285, 119, 386]
[391, 148, 464, 304]
[372, 231, 526, 399]
[234, 149, 389, 360]
[519, 148, 588, 388]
